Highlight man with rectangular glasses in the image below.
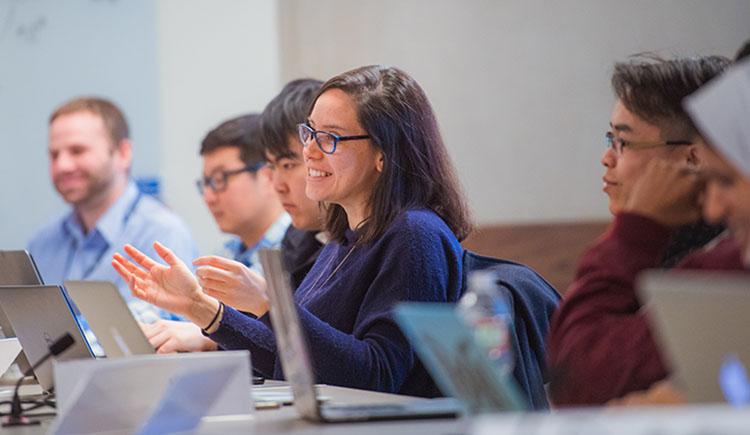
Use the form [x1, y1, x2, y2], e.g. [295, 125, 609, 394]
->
[547, 55, 731, 406]
[139, 114, 291, 353]
[195, 114, 291, 273]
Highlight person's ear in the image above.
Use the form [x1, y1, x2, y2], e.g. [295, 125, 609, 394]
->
[376, 152, 385, 173]
[115, 139, 133, 171]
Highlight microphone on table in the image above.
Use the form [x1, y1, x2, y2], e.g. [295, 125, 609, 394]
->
[2, 332, 75, 427]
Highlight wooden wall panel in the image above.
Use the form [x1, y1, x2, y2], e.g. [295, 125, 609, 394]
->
[462, 221, 611, 295]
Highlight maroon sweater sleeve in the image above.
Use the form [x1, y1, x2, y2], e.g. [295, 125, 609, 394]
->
[547, 213, 672, 406]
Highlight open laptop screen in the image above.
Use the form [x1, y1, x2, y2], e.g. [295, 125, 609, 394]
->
[638, 270, 750, 403]
[0, 285, 94, 391]
[258, 248, 321, 420]
[0, 250, 44, 338]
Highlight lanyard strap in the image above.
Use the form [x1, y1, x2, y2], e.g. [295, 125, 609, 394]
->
[67, 191, 143, 280]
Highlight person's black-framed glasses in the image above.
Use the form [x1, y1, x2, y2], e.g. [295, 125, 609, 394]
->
[196, 161, 265, 194]
[297, 122, 371, 154]
[604, 131, 692, 155]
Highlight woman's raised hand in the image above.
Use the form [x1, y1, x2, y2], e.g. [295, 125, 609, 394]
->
[192, 255, 269, 317]
[112, 241, 216, 323]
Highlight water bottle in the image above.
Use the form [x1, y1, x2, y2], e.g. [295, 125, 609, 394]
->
[456, 270, 514, 375]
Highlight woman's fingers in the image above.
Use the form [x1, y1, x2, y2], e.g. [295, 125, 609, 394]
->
[124, 244, 160, 270]
[111, 258, 132, 283]
[193, 255, 241, 271]
[147, 327, 172, 349]
[196, 265, 234, 284]
[112, 254, 148, 291]
[139, 321, 158, 337]
[201, 278, 232, 297]
[156, 338, 179, 354]
[154, 241, 181, 267]
[112, 259, 148, 298]
[113, 253, 150, 281]
[128, 273, 154, 302]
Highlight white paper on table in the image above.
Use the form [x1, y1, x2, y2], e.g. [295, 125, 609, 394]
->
[0, 338, 22, 377]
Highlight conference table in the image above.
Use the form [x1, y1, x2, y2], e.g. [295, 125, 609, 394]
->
[200, 383, 467, 434]
[1, 381, 466, 434]
[5, 380, 750, 434]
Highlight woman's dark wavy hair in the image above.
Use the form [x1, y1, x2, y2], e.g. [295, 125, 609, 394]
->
[310, 65, 472, 244]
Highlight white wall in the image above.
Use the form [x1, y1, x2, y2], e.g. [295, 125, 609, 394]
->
[155, 0, 280, 254]
[1, 0, 749, 252]
[0, 0, 279, 255]
[279, 0, 750, 225]
[0, 0, 159, 249]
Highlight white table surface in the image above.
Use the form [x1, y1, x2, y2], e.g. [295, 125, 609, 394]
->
[5, 381, 750, 435]
[1, 381, 467, 435]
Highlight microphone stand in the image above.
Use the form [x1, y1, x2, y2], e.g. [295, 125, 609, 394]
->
[2, 332, 75, 427]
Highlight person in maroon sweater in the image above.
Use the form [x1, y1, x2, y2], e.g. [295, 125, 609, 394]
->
[547, 55, 747, 407]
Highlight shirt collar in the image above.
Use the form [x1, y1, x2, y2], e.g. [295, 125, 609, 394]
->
[223, 213, 292, 265]
[315, 231, 330, 244]
[63, 181, 140, 245]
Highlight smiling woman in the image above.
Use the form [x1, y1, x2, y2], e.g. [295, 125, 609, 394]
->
[302, 89, 383, 232]
[113, 65, 473, 397]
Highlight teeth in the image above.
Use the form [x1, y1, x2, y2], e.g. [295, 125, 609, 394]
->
[308, 168, 332, 178]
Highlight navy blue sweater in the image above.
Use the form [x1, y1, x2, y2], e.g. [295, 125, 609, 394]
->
[209, 209, 464, 397]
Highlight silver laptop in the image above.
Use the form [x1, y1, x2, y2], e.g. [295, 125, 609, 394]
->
[64, 280, 155, 357]
[258, 248, 461, 422]
[0, 285, 94, 391]
[0, 250, 44, 338]
[638, 270, 750, 403]
[0, 250, 45, 372]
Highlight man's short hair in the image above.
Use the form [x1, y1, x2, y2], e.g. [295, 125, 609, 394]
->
[260, 79, 323, 160]
[50, 97, 129, 146]
[612, 55, 731, 139]
[200, 114, 264, 165]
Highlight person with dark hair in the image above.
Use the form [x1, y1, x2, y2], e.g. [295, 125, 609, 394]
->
[140, 82, 326, 354]
[113, 65, 472, 397]
[196, 114, 290, 273]
[28, 96, 198, 323]
[603, 56, 730, 266]
[188, 82, 327, 306]
[261, 78, 326, 289]
[547, 55, 732, 406]
[608, 55, 750, 407]
[139, 113, 290, 353]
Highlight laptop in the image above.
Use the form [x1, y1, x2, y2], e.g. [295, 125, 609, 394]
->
[0, 285, 94, 391]
[0, 250, 45, 373]
[258, 248, 462, 422]
[0, 250, 44, 339]
[393, 303, 527, 414]
[64, 280, 155, 357]
[638, 270, 750, 404]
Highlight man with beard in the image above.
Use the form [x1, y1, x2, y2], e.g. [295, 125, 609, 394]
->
[28, 97, 198, 322]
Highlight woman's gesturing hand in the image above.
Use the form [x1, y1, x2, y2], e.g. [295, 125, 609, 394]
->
[112, 241, 219, 327]
[192, 255, 269, 317]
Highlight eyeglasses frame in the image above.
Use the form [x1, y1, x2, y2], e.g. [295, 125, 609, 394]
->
[196, 161, 266, 194]
[298, 122, 371, 154]
[605, 131, 692, 155]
